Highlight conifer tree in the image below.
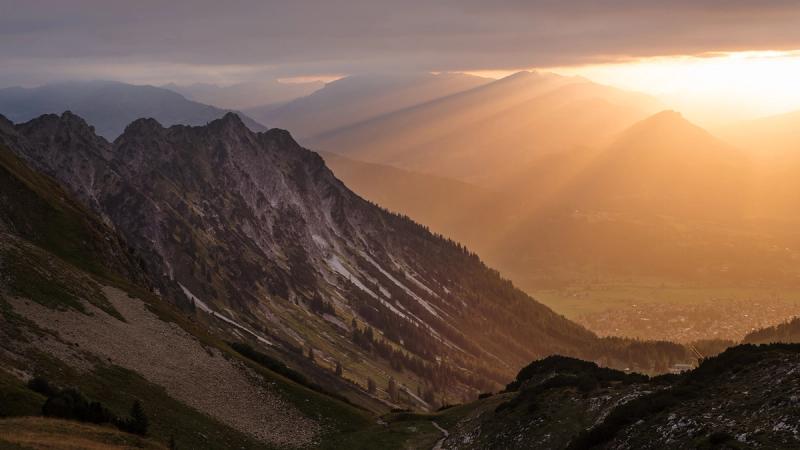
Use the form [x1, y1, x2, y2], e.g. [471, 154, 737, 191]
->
[127, 400, 148, 436]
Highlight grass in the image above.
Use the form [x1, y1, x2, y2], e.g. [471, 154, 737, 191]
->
[232, 347, 374, 444]
[0, 238, 383, 449]
[0, 370, 45, 418]
[324, 397, 507, 450]
[0, 417, 166, 450]
[15, 352, 279, 450]
[322, 412, 442, 450]
[2, 244, 126, 324]
[0, 144, 116, 279]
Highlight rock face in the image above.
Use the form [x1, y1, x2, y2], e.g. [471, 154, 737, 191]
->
[0, 111, 678, 400]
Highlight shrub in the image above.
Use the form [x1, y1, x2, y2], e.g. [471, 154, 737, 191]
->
[27, 376, 56, 397]
[230, 342, 312, 386]
[33, 381, 149, 437]
[42, 388, 115, 425]
[117, 400, 148, 436]
[229, 341, 356, 406]
[507, 355, 646, 392]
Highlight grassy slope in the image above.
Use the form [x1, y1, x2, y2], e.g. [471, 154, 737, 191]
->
[0, 417, 166, 450]
[0, 144, 125, 280]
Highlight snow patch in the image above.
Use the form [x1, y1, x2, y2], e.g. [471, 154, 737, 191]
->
[405, 272, 437, 297]
[377, 297, 410, 320]
[362, 254, 441, 318]
[311, 234, 328, 249]
[328, 255, 379, 298]
[179, 283, 273, 346]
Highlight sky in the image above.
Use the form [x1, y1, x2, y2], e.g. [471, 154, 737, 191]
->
[2, 0, 800, 123]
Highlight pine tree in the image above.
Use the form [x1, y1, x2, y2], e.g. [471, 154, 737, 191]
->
[335, 361, 343, 376]
[127, 400, 148, 436]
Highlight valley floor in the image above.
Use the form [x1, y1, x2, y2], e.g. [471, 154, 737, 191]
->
[532, 283, 800, 343]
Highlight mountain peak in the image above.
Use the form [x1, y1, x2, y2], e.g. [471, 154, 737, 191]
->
[637, 109, 697, 128]
[16, 111, 102, 144]
[643, 109, 685, 123]
[60, 109, 90, 124]
[121, 117, 165, 138]
[213, 111, 248, 129]
[615, 109, 712, 145]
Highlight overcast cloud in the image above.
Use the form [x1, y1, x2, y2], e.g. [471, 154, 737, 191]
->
[2, 0, 800, 86]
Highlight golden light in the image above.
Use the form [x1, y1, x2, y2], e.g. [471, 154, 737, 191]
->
[548, 51, 800, 127]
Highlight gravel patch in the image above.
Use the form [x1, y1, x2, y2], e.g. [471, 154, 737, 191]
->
[10, 286, 320, 447]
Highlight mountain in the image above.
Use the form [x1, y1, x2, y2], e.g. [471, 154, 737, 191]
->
[0, 80, 266, 139]
[718, 110, 800, 219]
[322, 110, 767, 287]
[430, 344, 800, 449]
[16, 110, 799, 448]
[244, 72, 491, 139]
[321, 110, 800, 344]
[308, 71, 661, 185]
[0, 111, 699, 410]
[481, 111, 800, 287]
[319, 151, 498, 237]
[0, 127, 379, 448]
[519, 110, 751, 218]
[720, 109, 800, 159]
[165, 79, 325, 110]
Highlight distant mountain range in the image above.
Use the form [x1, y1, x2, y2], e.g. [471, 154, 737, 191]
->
[0, 80, 266, 139]
[306, 71, 661, 185]
[326, 107, 800, 335]
[720, 109, 800, 159]
[319, 151, 497, 237]
[244, 72, 491, 140]
[164, 78, 325, 110]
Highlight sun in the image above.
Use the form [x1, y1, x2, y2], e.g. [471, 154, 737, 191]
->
[548, 50, 800, 127]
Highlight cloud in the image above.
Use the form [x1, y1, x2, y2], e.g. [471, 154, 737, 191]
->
[1, 0, 800, 85]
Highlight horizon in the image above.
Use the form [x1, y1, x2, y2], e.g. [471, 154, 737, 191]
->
[4, 1, 800, 127]
[5, 58, 799, 129]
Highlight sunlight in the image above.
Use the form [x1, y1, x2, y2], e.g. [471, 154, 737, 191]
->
[550, 50, 800, 126]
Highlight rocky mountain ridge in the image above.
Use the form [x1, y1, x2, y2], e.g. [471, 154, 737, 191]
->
[0, 111, 694, 405]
